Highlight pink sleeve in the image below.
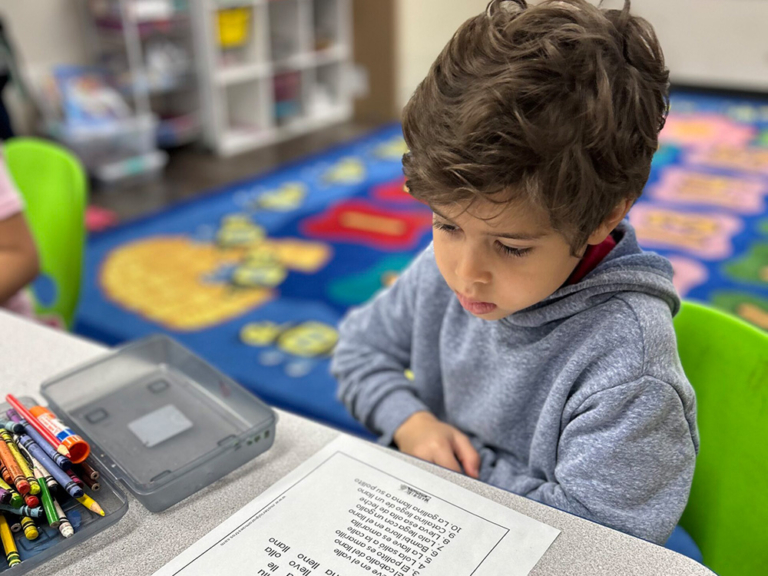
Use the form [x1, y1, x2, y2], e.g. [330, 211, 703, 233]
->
[0, 149, 23, 220]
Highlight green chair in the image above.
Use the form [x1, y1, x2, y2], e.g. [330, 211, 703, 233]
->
[4, 138, 87, 329]
[674, 301, 768, 575]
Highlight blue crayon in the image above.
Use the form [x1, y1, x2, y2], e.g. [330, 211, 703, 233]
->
[12, 416, 72, 471]
[16, 435, 83, 499]
[0, 503, 45, 518]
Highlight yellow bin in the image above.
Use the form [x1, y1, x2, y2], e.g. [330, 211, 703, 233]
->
[218, 7, 251, 48]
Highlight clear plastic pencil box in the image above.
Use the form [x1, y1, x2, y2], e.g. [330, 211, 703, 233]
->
[0, 334, 276, 574]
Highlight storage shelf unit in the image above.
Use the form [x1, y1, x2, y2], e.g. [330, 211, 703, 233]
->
[193, 0, 353, 156]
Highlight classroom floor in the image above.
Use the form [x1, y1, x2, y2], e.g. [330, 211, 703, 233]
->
[89, 120, 380, 220]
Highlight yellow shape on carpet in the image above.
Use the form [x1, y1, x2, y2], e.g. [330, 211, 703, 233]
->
[101, 236, 331, 331]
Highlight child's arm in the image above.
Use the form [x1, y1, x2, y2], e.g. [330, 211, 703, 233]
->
[482, 376, 695, 544]
[0, 213, 39, 303]
[332, 247, 480, 477]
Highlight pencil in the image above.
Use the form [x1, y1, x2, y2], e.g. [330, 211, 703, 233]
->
[0, 514, 20, 567]
[76, 493, 105, 517]
[32, 463, 59, 527]
[5, 395, 71, 459]
[53, 499, 74, 538]
[79, 460, 100, 480]
[0, 430, 29, 494]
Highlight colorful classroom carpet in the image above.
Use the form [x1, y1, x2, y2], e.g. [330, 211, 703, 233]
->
[76, 90, 768, 435]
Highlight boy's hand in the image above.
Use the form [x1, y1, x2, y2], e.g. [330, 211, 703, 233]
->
[393, 411, 480, 478]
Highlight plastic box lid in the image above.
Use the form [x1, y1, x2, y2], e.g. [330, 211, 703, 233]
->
[39, 334, 277, 512]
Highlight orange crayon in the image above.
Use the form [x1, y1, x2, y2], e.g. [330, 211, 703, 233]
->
[0, 431, 29, 495]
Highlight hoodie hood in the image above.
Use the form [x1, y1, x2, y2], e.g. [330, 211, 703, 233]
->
[503, 221, 680, 328]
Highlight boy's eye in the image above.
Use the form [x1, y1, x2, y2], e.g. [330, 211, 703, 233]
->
[496, 242, 532, 258]
[432, 221, 459, 234]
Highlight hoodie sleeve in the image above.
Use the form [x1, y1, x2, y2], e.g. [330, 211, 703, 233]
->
[331, 249, 432, 445]
[482, 376, 696, 544]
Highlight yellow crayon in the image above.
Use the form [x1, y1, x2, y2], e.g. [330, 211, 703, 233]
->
[0, 514, 20, 567]
[7, 436, 39, 495]
[76, 493, 105, 516]
[20, 515, 38, 540]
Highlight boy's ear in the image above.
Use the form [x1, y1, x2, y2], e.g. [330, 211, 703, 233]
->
[586, 198, 633, 246]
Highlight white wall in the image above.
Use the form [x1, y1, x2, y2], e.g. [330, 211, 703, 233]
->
[0, 0, 88, 133]
[395, 0, 489, 110]
[630, 0, 768, 91]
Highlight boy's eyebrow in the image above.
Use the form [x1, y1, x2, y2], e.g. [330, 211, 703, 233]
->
[432, 208, 544, 241]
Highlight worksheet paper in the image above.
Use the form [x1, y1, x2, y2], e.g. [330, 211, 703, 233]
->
[153, 436, 560, 576]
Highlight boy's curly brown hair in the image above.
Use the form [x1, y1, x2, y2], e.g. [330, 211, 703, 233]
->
[402, 0, 669, 253]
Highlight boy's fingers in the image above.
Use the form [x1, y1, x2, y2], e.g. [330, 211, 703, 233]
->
[432, 447, 464, 474]
[451, 432, 481, 478]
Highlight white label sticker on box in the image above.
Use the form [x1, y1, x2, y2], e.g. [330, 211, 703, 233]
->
[128, 404, 193, 448]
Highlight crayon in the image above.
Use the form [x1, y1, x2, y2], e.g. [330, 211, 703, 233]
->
[5, 434, 40, 495]
[20, 515, 38, 540]
[0, 462, 10, 485]
[23, 494, 39, 508]
[32, 463, 58, 527]
[0, 430, 29, 494]
[79, 460, 100, 481]
[8, 521, 20, 533]
[82, 474, 101, 492]
[76, 493, 105, 517]
[67, 469, 84, 487]
[0, 514, 20, 567]
[19, 420, 72, 470]
[0, 504, 44, 518]
[18, 444, 56, 493]
[0, 479, 22, 508]
[30, 406, 88, 463]
[5, 396, 70, 459]
[53, 500, 74, 538]
[0, 418, 23, 435]
[17, 435, 83, 498]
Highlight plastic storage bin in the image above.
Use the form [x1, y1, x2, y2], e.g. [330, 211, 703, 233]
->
[46, 114, 168, 185]
[0, 334, 276, 574]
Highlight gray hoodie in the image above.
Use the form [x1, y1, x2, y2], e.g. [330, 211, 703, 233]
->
[332, 221, 698, 545]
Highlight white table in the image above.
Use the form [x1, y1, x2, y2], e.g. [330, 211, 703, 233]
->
[0, 311, 714, 576]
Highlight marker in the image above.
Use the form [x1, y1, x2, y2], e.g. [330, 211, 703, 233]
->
[5, 395, 70, 459]
[30, 406, 89, 464]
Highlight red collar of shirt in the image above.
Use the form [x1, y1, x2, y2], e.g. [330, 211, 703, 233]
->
[566, 233, 617, 285]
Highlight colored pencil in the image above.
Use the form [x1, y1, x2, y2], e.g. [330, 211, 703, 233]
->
[0, 514, 20, 567]
[5, 395, 70, 459]
[76, 493, 105, 517]
[79, 460, 100, 480]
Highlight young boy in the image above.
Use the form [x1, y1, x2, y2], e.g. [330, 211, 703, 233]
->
[332, 0, 699, 545]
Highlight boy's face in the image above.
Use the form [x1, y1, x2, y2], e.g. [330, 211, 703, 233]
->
[432, 197, 583, 321]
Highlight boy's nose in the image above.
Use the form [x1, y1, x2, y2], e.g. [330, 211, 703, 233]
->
[454, 249, 492, 285]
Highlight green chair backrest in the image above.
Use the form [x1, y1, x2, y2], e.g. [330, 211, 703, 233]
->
[674, 301, 768, 576]
[3, 138, 87, 329]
